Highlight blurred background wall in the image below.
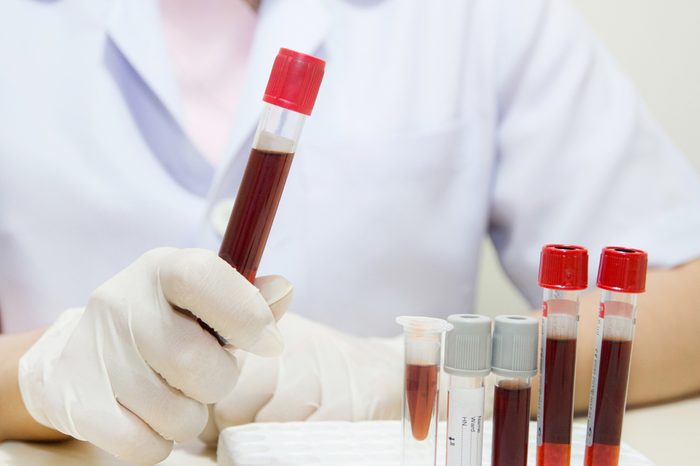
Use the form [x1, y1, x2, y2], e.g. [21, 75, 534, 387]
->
[475, 0, 700, 316]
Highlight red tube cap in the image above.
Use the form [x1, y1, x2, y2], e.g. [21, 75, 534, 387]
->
[538, 244, 588, 290]
[597, 246, 648, 293]
[263, 48, 325, 116]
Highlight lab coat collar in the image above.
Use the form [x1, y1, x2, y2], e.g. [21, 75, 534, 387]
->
[106, 0, 183, 127]
[209, 0, 332, 201]
[104, 0, 331, 201]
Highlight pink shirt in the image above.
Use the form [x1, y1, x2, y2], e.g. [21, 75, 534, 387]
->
[160, 0, 257, 166]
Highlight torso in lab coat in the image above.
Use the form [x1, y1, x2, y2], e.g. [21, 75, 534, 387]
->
[0, 0, 493, 336]
[2, 0, 698, 336]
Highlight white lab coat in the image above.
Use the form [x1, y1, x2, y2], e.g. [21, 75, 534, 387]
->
[1, 0, 699, 336]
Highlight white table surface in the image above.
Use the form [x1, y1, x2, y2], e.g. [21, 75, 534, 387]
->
[2, 396, 699, 466]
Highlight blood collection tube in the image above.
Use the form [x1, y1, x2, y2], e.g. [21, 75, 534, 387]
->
[196, 49, 324, 344]
[396, 316, 453, 466]
[444, 314, 492, 466]
[491, 315, 539, 466]
[585, 247, 648, 466]
[219, 48, 325, 281]
[536, 245, 588, 466]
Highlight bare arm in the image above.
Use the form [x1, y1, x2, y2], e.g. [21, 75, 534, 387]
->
[0, 329, 68, 442]
[531, 258, 700, 415]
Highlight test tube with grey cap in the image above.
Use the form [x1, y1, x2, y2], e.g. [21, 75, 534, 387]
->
[490, 315, 539, 466]
[444, 314, 492, 466]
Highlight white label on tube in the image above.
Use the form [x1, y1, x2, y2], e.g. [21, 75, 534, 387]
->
[586, 313, 605, 446]
[446, 386, 484, 466]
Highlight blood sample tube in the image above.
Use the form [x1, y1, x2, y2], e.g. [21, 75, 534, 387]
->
[197, 49, 324, 344]
[585, 247, 648, 466]
[444, 314, 492, 466]
[491, 315, 539, 466]
[396, 316, 453, 466]
[536, 245, 588, 466]
[219, 48, 325, 281]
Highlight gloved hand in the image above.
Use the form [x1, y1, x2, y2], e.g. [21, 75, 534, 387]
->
[202, 312, 403, 440]
[18, 247, 293, 465]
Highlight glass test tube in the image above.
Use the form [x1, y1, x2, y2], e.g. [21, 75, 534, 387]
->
[199, 49, 324, 344]
[491, 315, 539, 466]
[219, 48, 325, 281]
[585, 247, 648, 466]
[396, 316, 452, 466]
[536, 245, 588, 466]
[444, 314, 492, 466]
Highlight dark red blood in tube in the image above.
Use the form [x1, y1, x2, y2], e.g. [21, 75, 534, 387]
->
[492, 383, 531, 466]
[219, 148, 294, 281]
[191, 148, 293, 345]
[538, 337, 577, 466]
[405, 364, 438, 441]
[584, 339, 633, 466]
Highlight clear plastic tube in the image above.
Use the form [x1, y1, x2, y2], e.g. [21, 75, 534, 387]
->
[396, 316, 452, 466]
[218, 102, 305, 281]
[584, 290, 638, 466]
[492, 375, 532, 466]
[444, 313, 492, 466]
[537, 289, 581, 466]
[490, 315, 538, 466]
[199, 48, 324, 344]
[194, 104, 307, 345]
[584, 246, 647, 466]
[180, 101, 307, 345]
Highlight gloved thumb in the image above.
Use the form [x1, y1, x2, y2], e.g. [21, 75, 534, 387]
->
[197, 275, 291, 447]
[254, 275, 293, 322]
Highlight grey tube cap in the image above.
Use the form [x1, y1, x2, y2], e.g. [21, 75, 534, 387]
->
[445, 314, 492, 377]
[492, 315, 539, 378]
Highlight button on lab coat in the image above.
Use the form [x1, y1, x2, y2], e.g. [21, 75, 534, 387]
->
[1, 0, 699, 336]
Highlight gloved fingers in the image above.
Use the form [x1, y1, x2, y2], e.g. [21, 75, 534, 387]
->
[111, 358, 208, 442]
[198, 405, 220, 447]
[17, 308, 86, 427]
[295, 337, 356, 422]
[214, 352, 279, 428]
[303, 364, 402, 422]
[135, 306, 241, 403]
[302, 385, 354, 421]
[254, 275, 294, 322]
[349, 339, 404, 421]
[158, 248, 284, 356]
[72, 401, 173, 465]
[363, 375, 403, 421]
[254, 352, 322, 423]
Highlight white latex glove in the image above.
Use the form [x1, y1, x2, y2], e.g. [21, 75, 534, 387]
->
[206, 313, 403, 437]
[18, 248, 293, 465]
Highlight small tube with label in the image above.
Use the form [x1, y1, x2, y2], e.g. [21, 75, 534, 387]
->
[444, 314, 492, 466]
[536, 245, 588, 466]
[396, 316, 453, 466]
[491, 315, 539, 466]
[585, 247, 648, 466]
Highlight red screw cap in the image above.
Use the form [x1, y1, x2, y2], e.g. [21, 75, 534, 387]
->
[597, 246, 648, 293]
[263, 48, 325, 116]
[538, 244, 589, 290]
